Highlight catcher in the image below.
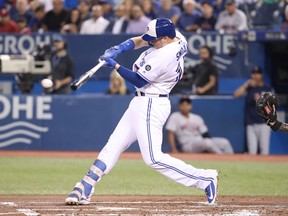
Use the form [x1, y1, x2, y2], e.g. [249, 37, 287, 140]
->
[256, 92, 288, 134]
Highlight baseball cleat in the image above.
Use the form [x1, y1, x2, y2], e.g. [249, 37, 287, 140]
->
[204, 170, 219, 205]
[65, 182, 94, 205]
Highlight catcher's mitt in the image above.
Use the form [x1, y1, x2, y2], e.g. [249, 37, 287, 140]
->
[256, 92, 279, 124]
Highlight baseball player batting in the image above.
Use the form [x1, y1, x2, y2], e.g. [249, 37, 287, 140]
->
[65, 18, 219, 206]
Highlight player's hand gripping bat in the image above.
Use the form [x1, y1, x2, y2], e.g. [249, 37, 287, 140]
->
[71, 60, 105, 91]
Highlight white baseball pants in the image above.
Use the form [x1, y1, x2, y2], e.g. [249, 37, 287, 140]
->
[246, 123, 271, 155]
[98, 97, 215, 190]
[182, 137, 234, 154]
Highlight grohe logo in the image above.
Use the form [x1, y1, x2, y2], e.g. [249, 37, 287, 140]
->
[0, 96, 53, 148]
[0, 34, 51, 54]
[186, 34, 234, 71]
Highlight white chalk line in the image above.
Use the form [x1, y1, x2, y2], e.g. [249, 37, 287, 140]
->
[0, 202, 17, 207]
[16, 209, 39, 216]
[22, 200, 288, 207]
[3, 200, 286, 216]
[0, 203, 40, 216]
[0, 213, 23, 215]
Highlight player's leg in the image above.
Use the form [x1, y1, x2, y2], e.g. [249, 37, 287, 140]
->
[211, 137, 234, 154]
[133, 98, 218, 203]
[200, 138, 223, 154]
[183, 138, 221, 154]
[257, 124, 271, 155]
[181, 137, 203, 152]
[246, 124, 258, 154]
[66, 105, 137, 205]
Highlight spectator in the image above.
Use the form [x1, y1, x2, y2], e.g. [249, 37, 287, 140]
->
[196, 0, 217, 31]
[106, 4, 128, 34]
[29, 4, 45, 32]
[139, 0, 156, 19]
[106, 69, 130, 95]
[185, 46, 218, 95]
[10, 0, 32, 24]
[0, 8, 19, 33]
[16, 17, 31, 33]
[166, 97, 234, 154]
[42, 0, 69, 32]
[125, 5, 151, 34]
[173, 0, 184, 10]
[215, 0, 248, 34]
[98, 0, 114, 21]
[39, 0, 53, 12]
[121, 0, 135, 18]
[80, 5, 110, 34]
[156, 0, 181, 24]
[213, 0, 225, 17]
[61, 8, 81, 33]
[177, 0, 201, 32]
[234, 66, 273, 155]
[78, 0, 91, 27]
[44, 34, 75, 94]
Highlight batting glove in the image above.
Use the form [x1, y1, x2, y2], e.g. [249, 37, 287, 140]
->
[99, 56, 117, 68]
[103, 39, 135, 59]
[103, 46, 122, 59]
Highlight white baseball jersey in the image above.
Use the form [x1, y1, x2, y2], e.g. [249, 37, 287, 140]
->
[166, 112, 208, 145]
[134, 31, 188, 94]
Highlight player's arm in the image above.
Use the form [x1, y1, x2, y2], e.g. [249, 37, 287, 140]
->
[102, 36, 149, 60]
[269, 121, 288, 134]
[99, 56, 148, 88]
[130, 36, 149, 49]
[54, 76, 72, 90]
[234, 79, 251, 97]
[196, 74, 216, 95]
[167, 130, 179, 153]
[279, 122, 288, 133]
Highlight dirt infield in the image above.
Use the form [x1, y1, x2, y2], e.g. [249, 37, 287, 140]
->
[1, 150, 288, 162]
[1, 151, 288, 215]
[0, 195, 288, 216]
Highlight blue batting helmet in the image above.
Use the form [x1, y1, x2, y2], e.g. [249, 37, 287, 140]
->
[142, 18, 176, 42]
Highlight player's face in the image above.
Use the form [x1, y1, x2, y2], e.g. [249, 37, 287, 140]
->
[226, 3, 236, 14]
[251, 73, 263, 83]
[53, 40, 65, 51]
[179, 102, 192, 115]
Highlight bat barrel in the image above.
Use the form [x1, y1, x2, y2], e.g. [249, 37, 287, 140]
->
[70, 61, 105, 91]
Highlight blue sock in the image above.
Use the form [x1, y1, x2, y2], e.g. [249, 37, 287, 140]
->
[81, 159, 106, 197]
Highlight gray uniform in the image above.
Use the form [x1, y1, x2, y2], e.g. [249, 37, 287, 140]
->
[166, 112, 234, 154]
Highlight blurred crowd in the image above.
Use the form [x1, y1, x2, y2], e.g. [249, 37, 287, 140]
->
[0, 0, 287, 34]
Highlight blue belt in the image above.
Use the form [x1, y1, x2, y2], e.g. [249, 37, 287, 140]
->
[135, 91, 168, 98]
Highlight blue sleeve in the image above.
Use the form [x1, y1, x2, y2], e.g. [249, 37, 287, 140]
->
[117, 66, 148, 88]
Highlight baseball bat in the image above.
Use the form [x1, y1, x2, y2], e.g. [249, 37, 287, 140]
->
[71, 60, 105, 91]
